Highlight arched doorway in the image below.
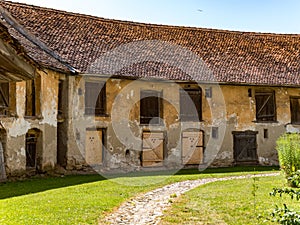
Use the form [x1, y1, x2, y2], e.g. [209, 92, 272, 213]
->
[25, 129, 42, 170]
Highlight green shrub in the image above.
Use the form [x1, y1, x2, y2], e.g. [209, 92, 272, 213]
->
[276, 133, 300, 186]
[270, 204, 300, 225]
[268, 188, 300, 224]
[288, 170, 300, 188]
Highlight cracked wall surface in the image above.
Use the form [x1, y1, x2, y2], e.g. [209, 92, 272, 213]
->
[59, 76, 300, 171]
[2, 69, 300, 176]
[1, 69, 59, 176]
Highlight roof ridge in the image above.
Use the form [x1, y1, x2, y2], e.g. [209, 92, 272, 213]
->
[3, 0, 300, 37]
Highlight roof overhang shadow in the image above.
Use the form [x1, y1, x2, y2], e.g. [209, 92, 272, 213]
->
[0, 22, 35, 81]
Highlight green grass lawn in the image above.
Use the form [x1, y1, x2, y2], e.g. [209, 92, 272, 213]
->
[0, 166, 278, 225]
[161, 175, 299, 225]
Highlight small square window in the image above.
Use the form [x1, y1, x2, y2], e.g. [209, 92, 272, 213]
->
[263, 129, 268, 139]
[248, 89, 252, 97]
[212, 127, 218, 139]
[205, 87, 212, 98]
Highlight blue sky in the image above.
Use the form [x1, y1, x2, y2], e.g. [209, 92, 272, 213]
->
[8, 0, 300, 34]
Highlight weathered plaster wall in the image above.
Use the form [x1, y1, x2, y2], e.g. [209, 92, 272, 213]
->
[2, 68, 60, 176]
[62, 75, 300, 171]
[213, 85, 300, 166]
[64, 77, 217, 170]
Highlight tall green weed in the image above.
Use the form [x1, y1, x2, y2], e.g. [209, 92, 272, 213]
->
[276, 133, 300, 187]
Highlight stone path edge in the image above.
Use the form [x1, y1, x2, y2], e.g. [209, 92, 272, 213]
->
[103, 172, 279, 225]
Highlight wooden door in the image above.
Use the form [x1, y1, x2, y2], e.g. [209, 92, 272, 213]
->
[142, 131, 164, 167]
[85, 129, 103, 165]
[182, 131, 204, 165]
[233, 131, 258, 163]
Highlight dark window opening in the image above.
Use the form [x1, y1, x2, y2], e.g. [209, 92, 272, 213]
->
[0, 82, 9, 115]
[180, 89, 202, 121]
[248, 88, 252, 97]
[290, 97, 300, 124]
[25, 80, 36, 116]
[140, 90, 162, 125]
[264, 129, 268, 139]
[85, 82, 106, 116]
[255, 91, 276, 122]
[205, 87, 212, 98]
[212, 127, 218, 139]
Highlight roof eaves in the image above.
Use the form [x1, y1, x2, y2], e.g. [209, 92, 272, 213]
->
[0, 3, 80, 74]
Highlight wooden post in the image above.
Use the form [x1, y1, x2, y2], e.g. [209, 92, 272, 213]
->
[0, 141, 7, 181]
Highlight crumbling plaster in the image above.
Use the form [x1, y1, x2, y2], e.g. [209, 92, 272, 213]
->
[62, 75, 298, 170]
[2, 69, 60, 175]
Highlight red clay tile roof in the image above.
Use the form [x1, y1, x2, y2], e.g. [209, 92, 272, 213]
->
[0, 21, 38, 80]
[1, 1, 300, 86]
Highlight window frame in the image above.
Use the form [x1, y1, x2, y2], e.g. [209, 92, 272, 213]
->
[179, 88, 202, 122]
[255, 90, 276, 122]
[140, 90, 162, 125]
[85, 81, 106, 116]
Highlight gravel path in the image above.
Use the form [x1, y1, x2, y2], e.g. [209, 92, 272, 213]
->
[104, 172, 279, 225]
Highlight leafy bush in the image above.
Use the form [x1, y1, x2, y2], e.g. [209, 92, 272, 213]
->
[288, 171, 300, 188]
[270, 204, 300, 225]
[270, 188, 300, 201]
[276, 133, 300, 186]
[268, 188, 300, 224]
[268, 133, 300, 223]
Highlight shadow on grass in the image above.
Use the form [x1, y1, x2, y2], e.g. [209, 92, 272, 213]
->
[0, 166, 279, 200]
[0, 174, 106, 200]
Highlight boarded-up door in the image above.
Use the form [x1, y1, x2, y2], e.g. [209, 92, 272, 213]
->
[85, 129, 103, 165]
[233, 131, 258, 164]
[142, 131, 164, 167]
[182, 131, 204, 165]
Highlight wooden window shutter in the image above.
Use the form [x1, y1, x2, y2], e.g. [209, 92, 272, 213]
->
[85, 82, 106, 116]
[140, 90, 161, 125]
[95, 82, 106, 115]
[0, 83, 9, 108]
[180, 89, 202, 121]
[255, 91, 276, 122]
[0, 83, 9, 115]
[290, 97, 300, 124]
[25, 80, 36, 116]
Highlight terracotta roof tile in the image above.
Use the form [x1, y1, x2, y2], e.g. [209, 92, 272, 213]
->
[1, 1, 300, 85]
[0, 21, 39, 80]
